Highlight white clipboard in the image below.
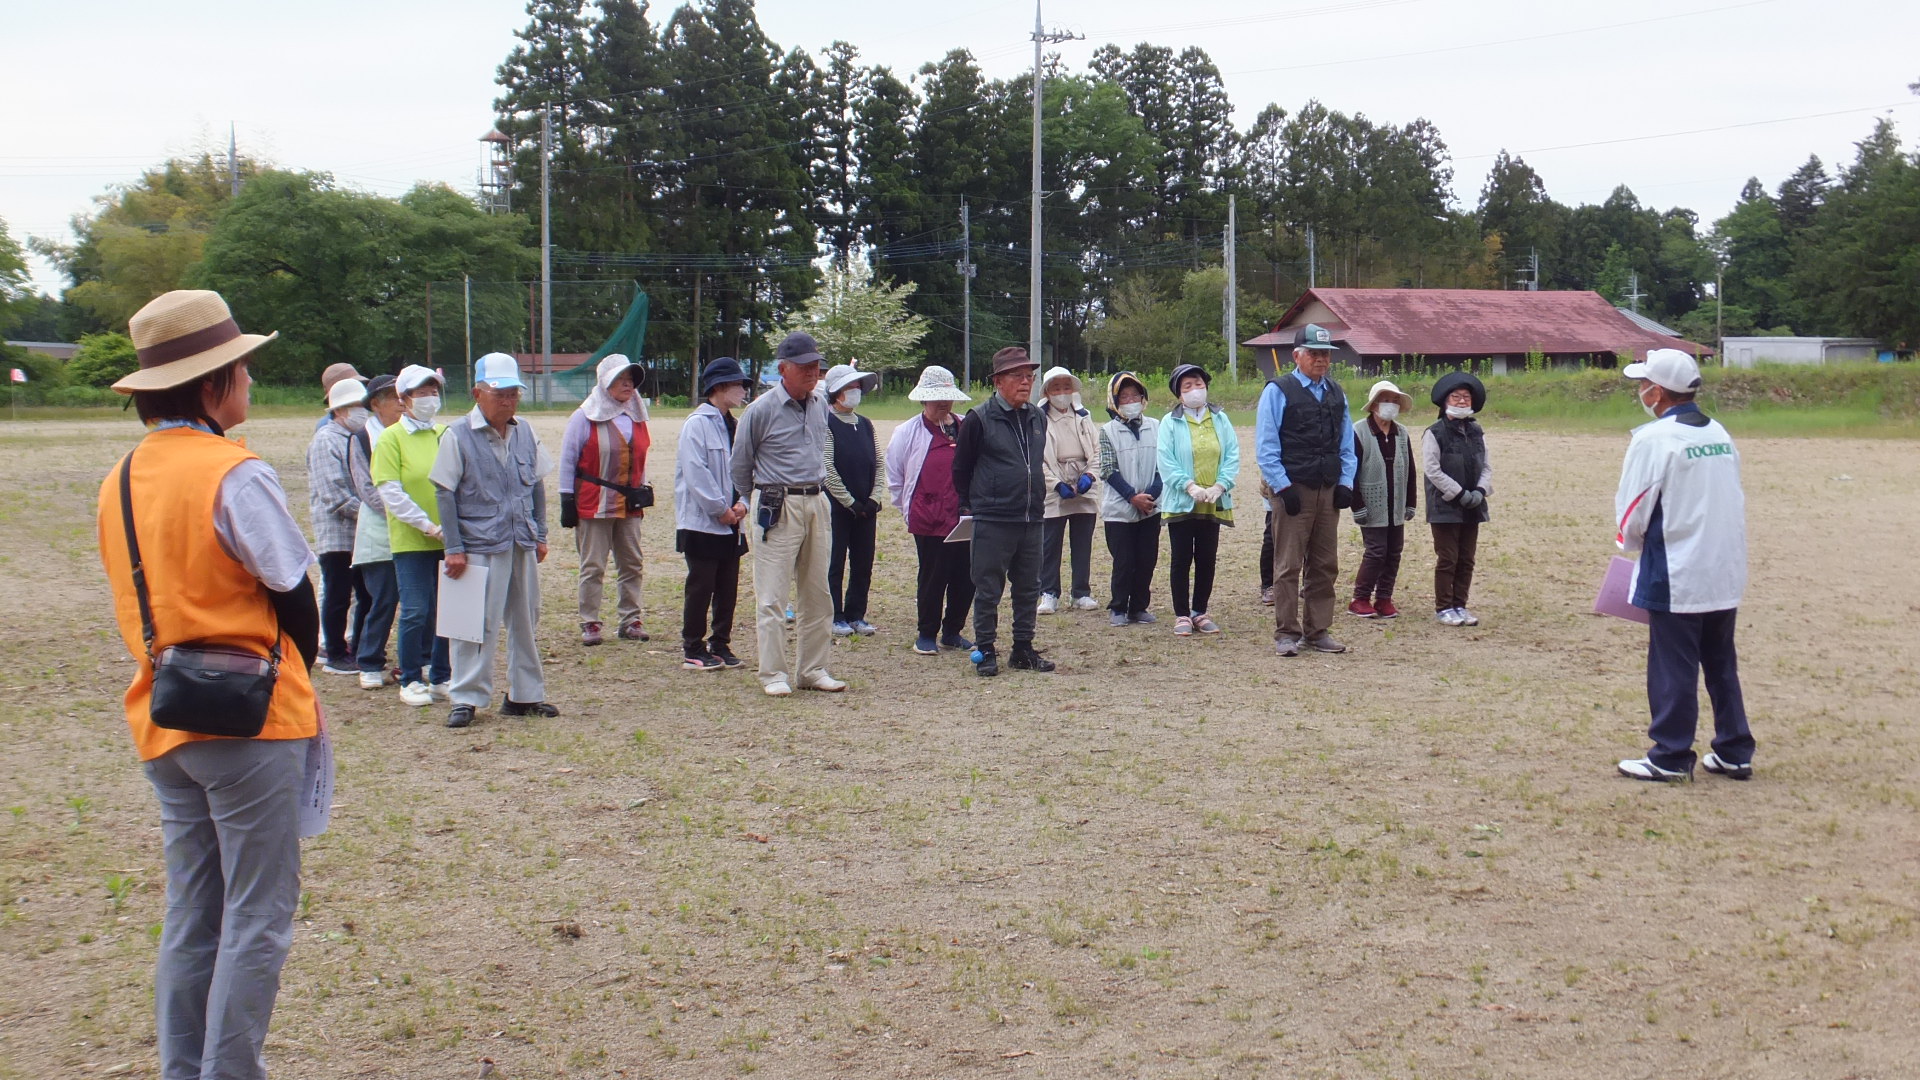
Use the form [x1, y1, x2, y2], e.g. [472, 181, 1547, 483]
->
[944, 515, 974, 543]
[436, 562, 489, 643]
[298, 709, 335, 839]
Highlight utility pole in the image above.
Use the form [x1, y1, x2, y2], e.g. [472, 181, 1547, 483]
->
[958, 199, 977, 389]
[1715, 263, 1725, 366]
[463, 273, 473, 392]
[425, 281, 433, 370]
[1624, 270, 1645, 314]
[1223, 194, 1238, 380]
[228, 123, 240, 198]
[539, 106, 553, 405]
[1306, 222, 1316, 290]
[1028, 1, 1081, 363]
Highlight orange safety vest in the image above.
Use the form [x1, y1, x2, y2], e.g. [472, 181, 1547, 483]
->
[96, 427, 318, 761]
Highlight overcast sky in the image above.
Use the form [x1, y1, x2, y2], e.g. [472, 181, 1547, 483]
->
[8, 0, 1918, 298]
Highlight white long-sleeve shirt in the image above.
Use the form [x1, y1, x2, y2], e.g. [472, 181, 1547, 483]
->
[1614, 403, 1747, 613]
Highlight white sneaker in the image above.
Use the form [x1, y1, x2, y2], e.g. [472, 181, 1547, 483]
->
[1037, 593, 1058, 615]
[1436, 608, 1466, 626]
[398, 681, 433, 707]
[801, 673, 848, 692]
[1072, 596, 1100, 611]
[358, 671, 386, 691]
[430, 682, 452, 702]
[763, 679, 793, 697]
[1458, 608, 1480, 626]
[1702, 752, 1753, 780]
[1618, 757, 1692, 782]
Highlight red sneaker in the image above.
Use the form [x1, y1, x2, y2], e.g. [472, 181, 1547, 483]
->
[1373, 598, 1399, 619]
[1347, 598, 1377, 618]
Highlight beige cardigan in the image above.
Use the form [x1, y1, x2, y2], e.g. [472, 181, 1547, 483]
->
[1041, 404, 1102, 518]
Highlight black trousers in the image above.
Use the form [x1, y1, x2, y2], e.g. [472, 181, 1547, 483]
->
[1259, 509, 1275, 590]
[1104, 517, 1162, 616]
[1041, 513, 1096, 599]
[317, 551, 367, 666]
[913, 534, 974, 640]
[1166, 517, 1222, 618]
[829, 503, 877, 623]
[1353, 525, 1406, 601]
[1645, 608, 1755, 772]
[681, 554, 741, 652]
[970, 519, 1043, 652]
[1430, 521, 1480, 611]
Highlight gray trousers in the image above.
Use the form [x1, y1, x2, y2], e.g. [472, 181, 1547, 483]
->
[970, 519, 1043, 652]
[450, 546, 547, 707]
[143, 738, 306, 1080]
[575, 516, 644, 627]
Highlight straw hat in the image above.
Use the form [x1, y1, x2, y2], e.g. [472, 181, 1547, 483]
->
[113, 290, 277, 393]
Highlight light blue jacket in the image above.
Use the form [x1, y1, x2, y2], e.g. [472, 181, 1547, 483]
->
[1155, 406, 1240, 516]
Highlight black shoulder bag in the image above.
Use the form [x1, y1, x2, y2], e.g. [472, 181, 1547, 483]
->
[118, 450, 279, 737]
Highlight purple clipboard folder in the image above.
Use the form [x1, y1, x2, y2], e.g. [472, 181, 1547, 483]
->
[1593, 555, 1650, 624]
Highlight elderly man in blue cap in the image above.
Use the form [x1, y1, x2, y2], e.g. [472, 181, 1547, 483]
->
[733, 331, 847, 696]
[432, 352, 559, 728]
[1255, 324, 1357, 656]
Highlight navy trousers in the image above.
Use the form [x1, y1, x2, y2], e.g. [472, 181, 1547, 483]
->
[1645, 607, 1755, 772]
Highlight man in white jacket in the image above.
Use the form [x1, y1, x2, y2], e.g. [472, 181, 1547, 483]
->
[1613, 349, 1755, 782]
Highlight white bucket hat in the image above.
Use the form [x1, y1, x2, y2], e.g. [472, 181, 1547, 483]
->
[1363, 379, 1413, 413]
[326, 378, 368, 410]
[907, 365, 971, 402]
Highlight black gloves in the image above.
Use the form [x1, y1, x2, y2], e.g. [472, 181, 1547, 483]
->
[1278, 486, 1302, 516]
[858, 497, 881, 517]
[560, 493, 579, 528]
[1332, 485, 1353, 510]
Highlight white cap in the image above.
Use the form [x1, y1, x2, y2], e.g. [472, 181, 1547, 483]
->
[396, 364, 443, 395]
[474, 352, 527, 390]
[325, 377, 367, 410]
[823, 362, 879, 397]
[1622, 348, 1703, 393]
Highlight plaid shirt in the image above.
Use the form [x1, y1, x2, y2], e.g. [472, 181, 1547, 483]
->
[306, 420, 361, 553]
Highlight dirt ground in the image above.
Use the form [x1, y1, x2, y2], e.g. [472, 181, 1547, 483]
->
[1, 411, 1916, 1080]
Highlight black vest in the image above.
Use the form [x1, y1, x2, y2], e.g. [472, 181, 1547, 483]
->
[1273, 376, 1350, 489]
[828, 413, 877, 501]
[1424, 418, 1488, 524]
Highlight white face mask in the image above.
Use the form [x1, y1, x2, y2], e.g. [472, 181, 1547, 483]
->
[1639, 385, 1661, 419]
[838, 388, 862, 409]
[1181, 388, 1208, 411]
[1048, 393, 1074, 412]
[342, 407, 370, 432]
[1118, 401, 1144, 419]
[1445, 404, 1474, 420]
[408, 395, 441, 424]
[1374, 402, 1400, 422]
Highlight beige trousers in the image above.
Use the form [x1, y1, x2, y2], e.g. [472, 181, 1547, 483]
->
[1270, 486, 1340, 640]
[575, 516, 644, 627]
[751, 491, 834, 688]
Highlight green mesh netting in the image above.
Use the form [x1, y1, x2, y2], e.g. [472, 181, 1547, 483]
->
[551, 287, 649, 400]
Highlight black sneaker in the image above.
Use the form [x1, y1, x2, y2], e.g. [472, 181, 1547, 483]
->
[973, 649, 999, 677]
[1009, 644, 1055, 672]
[709, 644, 744, 668]
[501, 699, 561, 718]
[445, 704, 476, 729]
[940, 633, 973, 651]
[683, 651, 725, 671]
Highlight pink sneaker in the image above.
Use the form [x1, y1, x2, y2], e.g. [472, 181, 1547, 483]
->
[581, 622, 604, 646]
[1173, 616, 1194, 637]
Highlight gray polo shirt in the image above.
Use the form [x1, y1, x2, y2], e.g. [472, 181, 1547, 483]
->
[731, 382, 828, 492]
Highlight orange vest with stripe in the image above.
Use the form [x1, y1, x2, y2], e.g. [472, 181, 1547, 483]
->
[96, 427, 319, 761]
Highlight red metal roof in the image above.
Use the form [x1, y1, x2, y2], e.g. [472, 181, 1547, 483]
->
[1244, 289, 1713, 360]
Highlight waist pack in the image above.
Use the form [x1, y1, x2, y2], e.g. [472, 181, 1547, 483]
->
[118, 450, 279, 738]
[577, 469, 654, 513]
